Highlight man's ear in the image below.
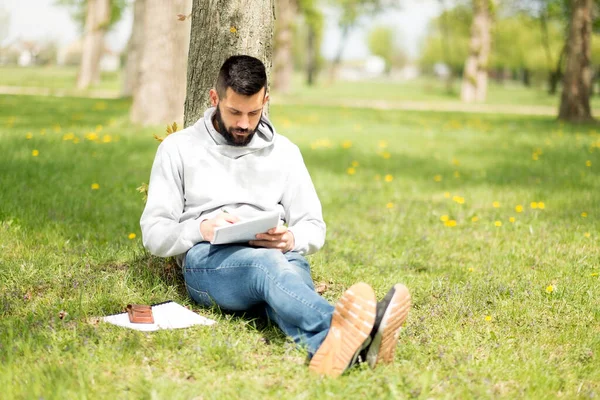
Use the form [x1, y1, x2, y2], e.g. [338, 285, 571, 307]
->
[209, 89, 219, 107]
[263, 92, 270, 105]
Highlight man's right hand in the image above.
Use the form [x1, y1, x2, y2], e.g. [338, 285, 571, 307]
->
[200, 212, 240, 242]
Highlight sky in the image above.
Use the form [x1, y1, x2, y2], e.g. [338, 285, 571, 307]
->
[1, 0, 441, 61]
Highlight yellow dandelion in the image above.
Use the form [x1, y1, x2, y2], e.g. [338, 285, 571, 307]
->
[102, 135, 112, 143]
[581, 212, 588, 218]
[86, 132, 99, 141]
[351, 160, 359, 167]
[468, 267, 474, 272]
[485, 315, 492, 322]
[25, 132, 33, 139]
[509, 217, 516, 223]
[471, 216, 479, 222]
[31, 149, 39, 157]
[584, 232, 591, 238]
[530, 202, 538, 209]
[346, 167, 356, 175]
[444, 192, 451, 198]
[445, 220, 457, 227]
[386, 202, 394, 209]
[91, 183, 100, 190]
[452, 158, 460, 166]
[492, 201, 500, 208]
[381, 151, 391, 159]
[230, 26, 237, 33]
[378, 140, 388, 148]
[545, 285, 554, 294]
[586, 160, 592, 167]
[515, 205, 523, 213]
[440, 215, 449, 222]
[384, 174, 393, 182]
[494, 221, 502, 227]
[538, 202, 545, 209]
[591, 272, 598, 276]
[341, 140, 352, 149]
[452, 196, 465, 204]
[128, 233, 136, 240]
[62, 132, 75, 141]
[40, 128, 46, 135]
[434, 175, 442, 182]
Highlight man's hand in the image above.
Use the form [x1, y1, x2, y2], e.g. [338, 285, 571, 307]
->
[200, 212, 240, 242]
[250, 226, 295, 253]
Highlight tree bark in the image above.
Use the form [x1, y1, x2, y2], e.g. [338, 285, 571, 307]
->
[273, 0, 297, 94]
[328, 23, 350, 83]
[460, 0, 491, 103]
[184, 0, 275, 128]
[130, 0, 191, 127]
[558, 0, 594, 122]
[121, 0, 145, 97]
[548, 44, 566, 95]
[77, 0, 110, 90]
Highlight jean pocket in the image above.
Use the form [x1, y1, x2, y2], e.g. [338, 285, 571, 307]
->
[185, 284, 215, 307]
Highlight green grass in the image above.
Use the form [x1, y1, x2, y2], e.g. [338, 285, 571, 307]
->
[1, 92, 599, 399]
[0, 66, 121, 94]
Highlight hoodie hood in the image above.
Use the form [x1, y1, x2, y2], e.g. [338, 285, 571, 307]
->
[193, 107, 276, 159]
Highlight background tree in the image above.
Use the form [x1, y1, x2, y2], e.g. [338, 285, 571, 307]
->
[293, 0, 324, 86]
[184, 0, 274, 127]
[461, 0, 492, 102]
[273, 0, 298, 94]
[328, 0, 400, 82]
[121, 0, 145, 97]
[130, 0, 191, 126]
[559, 0, 595, 121]
[57, 0, 128, 89]
[367, 26, 394, 74]
[420, 4, 472, 92]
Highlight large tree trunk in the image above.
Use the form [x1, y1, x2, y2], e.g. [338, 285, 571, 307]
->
[184, 0, 275, 127]
[77, 0, 110, 90]
[121, 0, 145, 97]
[460, 0, 491, 103]
[130, 0, 191, 126]
[558, 0, 594, 122]
[273, 0, 297, 94]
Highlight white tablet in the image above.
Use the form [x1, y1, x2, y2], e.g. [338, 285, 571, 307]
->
[211, 211, 281, 245]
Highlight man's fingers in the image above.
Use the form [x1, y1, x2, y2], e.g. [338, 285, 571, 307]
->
[268, 226, 288, 235]
[221, 213, 240, 223]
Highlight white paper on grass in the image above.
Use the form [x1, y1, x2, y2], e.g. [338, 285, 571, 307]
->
[102, 301, 216, 331]
[211, 210, 281, 245]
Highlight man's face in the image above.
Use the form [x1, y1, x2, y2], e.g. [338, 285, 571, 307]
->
[212, 87, 267, 146]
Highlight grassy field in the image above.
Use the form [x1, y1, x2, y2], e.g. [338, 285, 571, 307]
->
[0, 87, 599, 399]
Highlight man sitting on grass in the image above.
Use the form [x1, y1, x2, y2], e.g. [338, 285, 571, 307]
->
[140, 55, 411, 377]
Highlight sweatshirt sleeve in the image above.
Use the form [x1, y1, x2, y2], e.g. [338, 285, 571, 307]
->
[282, 146, 326, 255]
[140, 140, 204, 257]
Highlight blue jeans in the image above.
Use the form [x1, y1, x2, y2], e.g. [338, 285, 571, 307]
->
[183, 242, 334, 355]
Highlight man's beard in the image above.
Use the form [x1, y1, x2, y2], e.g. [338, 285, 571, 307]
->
[214, 106, 258, 146]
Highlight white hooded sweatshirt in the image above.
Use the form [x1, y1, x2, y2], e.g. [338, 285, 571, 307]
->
[140, 107, 326, 260]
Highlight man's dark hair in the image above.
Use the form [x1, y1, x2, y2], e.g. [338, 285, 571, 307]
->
[215, 55, 267, 99]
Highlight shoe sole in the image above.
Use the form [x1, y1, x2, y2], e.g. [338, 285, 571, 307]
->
[309, 282, 376, 377]
[366, 283, 411, 368]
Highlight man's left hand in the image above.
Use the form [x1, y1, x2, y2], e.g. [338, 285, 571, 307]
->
[250, 226, 295, 253]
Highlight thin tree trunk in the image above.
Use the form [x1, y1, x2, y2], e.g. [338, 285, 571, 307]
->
[460, 0, 491, 103]
[77, 0, 110, 90]
[184, 0, 275, 127]
[328, 23, 350, 83]
[130, 0, 191, 126]
[121, 0, 145, 97]
[548, 44, 566, 95]
[273, 0, 297, 94]
[439, 0, 454, 93]
[306, 25, 316, 86]
[559, 0, 594, 122]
